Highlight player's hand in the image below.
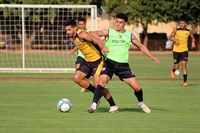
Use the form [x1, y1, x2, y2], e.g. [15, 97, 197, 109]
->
[174, 39, 179, 43]
[152, 57, 160, 64]
[70, 50, 76, 54]
[101, 47, 109, 54]
[191, 42, 196, 49]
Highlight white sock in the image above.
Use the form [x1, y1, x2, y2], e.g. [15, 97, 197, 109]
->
[92, 102, 97, 109]
[138, 101, 144, 106]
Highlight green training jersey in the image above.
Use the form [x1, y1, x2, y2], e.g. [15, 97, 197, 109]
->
[104, 28, 132, 63]
[77, 29, 90, 59]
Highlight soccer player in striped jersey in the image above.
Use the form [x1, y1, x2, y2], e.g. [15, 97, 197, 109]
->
[169, 18, 195, 87]
[87, 13, 160, 113]
[65, 19, 117, 111]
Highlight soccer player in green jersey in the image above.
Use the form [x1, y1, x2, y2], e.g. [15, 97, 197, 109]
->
[87, 13, 160, 113]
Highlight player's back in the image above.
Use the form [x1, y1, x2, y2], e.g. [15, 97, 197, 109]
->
[73, 30, 101, 62]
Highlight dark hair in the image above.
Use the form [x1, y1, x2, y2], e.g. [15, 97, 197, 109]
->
[78, 18, 86, 23]
[65, 19, 76, 27]
[179, 18, 187, 23]
[116, 13, 128, 22]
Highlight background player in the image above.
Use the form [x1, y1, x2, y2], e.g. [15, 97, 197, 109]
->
[87, 13, 160, 113]
[169, 18, 195, 87]
[65, 19, 117, 111]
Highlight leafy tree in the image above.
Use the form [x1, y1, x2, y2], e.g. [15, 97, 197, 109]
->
[0, 0, 88, 49]
[103, 0, 171, 46]
[165, 0, 200, 33]
[103, 0, 200, 45]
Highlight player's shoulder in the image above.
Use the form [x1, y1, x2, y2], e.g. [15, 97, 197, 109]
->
[176, 26, 190, 31]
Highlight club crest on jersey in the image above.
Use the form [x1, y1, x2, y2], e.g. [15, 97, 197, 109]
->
[119, 35, 122, 38]
[185, 32, 189, 36]
[75, 40, 81, 46]
[102, 67, 106, 71]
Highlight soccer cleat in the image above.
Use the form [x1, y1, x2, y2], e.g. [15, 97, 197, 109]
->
[171, 69, 175, 79]
[108, 105, 118, 113]
[139, 104, 151, 114]
[87, 105, 96, 113]
[183, 82, 188, 87]
[80, 88, 85, 92]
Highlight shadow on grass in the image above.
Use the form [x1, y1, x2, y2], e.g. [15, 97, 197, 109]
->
[96, 107, 170, 113]
[174, 83, 199, 87]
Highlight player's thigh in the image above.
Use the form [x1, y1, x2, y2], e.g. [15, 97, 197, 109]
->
[123, 77, 141, 91]
[180, 51, 188, 62]
[173, 52, 181, 64]
[76, 63, 92, 79]
[98, 74, 110, 87]
[75, 56, 85, 69]
[181, 60, 187, 68]
[73, 70, 87, 82]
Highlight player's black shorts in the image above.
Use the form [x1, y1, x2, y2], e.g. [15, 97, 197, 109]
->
[101, 58, 135, 81]
[77, 57, 104, 76]
[173, 51, 188, 64]
[75, 56, 85, 65]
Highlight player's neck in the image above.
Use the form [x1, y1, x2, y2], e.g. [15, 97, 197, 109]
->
[115, 28, 126, 33]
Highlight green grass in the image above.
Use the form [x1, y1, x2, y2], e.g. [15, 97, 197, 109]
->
[0, 54, 200, 133]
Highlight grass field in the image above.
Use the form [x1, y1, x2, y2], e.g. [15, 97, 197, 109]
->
[0, 53, 200, 133]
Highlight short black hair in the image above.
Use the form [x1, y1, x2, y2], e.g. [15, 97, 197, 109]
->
[78, 18, 86, 23]
[116, 13, 128, 22]
[65, 19, 76, 27]
[179, 17, 187, 23]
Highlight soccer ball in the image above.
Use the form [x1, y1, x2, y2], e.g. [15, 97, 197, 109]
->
[57, 98, 72, 112]
[175, 69, 180, 76]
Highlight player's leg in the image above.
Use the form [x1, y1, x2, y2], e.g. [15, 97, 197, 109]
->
[87, 59, 118, 113]
[180, 51, 189, 87]
[116, 63, 151, 113]
[87, 74, 112, 113]
[171, 52, 180, 78]
[75, 56, 86, 92]
[74, 62, 95, 93]
[123, 77, 151, 113]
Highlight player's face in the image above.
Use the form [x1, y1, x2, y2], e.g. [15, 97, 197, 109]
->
[78, 21, 86, 30]
[65, 25, 77, 37]
[179, 21, 186, 29]
[115, 18, 126, 31]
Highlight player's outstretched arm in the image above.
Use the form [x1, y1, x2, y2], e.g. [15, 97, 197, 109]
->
[90, 29, 109, 37]
[131, 34, 160, 64]
[78, 31, 109, 54]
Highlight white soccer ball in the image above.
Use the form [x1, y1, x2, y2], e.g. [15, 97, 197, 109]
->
[175, 69, 180, 76]
[57, 98, 72, 112]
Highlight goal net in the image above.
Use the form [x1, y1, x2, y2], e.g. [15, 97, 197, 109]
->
[0, 4, 97, 73]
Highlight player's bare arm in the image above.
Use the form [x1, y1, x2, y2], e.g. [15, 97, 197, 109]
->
[131, 34, 160, 64]
[189, 29, 196, 49]
[169, 28, 179, 43]
[71, 47, 77, 54]
[79, 31, 109, 54]
[90, 29, 109, 38]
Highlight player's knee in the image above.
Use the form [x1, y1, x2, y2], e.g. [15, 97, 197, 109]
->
[98, 79, 107, 87]
[73, 76, 81, 83]
[133, 86, 141, 92]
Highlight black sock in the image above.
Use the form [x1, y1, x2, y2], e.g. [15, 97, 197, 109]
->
[183, 74, 187, 82]
[134, 89, 143, 102]
[93, 85, 103, 103]
[86, 84, 95, 93]
[172, 68, 176, 72]
[107, 96, 116, 106]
